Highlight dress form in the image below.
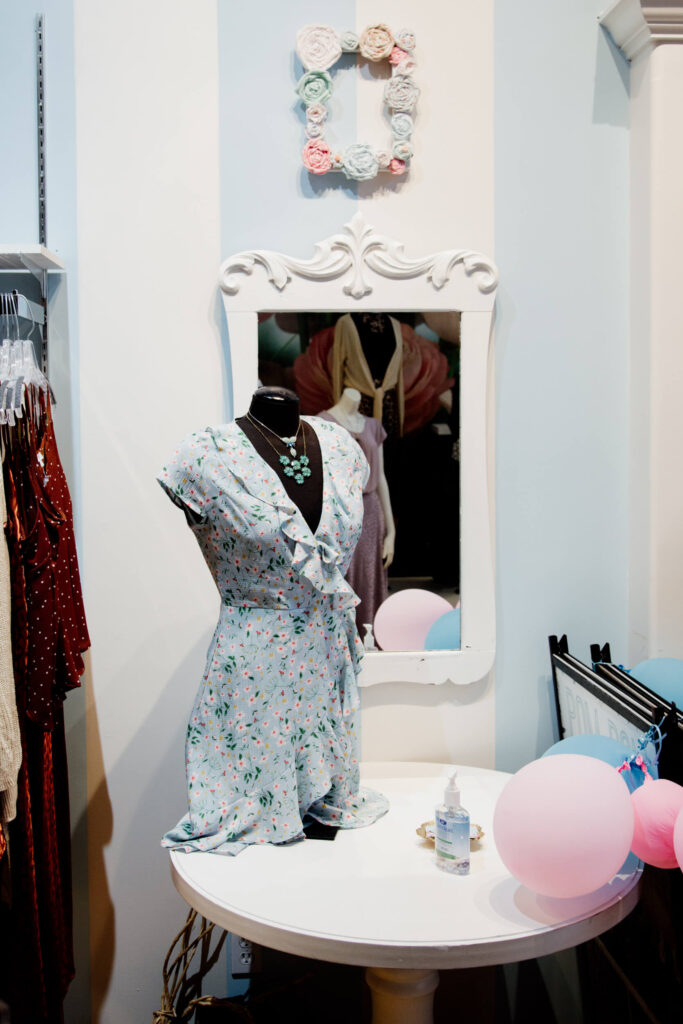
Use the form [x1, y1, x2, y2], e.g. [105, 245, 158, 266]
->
[236, 387, 323, 534]
[350, 313, 396, 385]
[325, 386, 366, 434]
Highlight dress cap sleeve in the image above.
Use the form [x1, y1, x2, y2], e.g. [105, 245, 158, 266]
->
[157, 431, 215, 522]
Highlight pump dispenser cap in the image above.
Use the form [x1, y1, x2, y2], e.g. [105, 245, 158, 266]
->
[444, 771, 461, 809]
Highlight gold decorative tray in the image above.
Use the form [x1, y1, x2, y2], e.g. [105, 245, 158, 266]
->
[416, 820, 484, 843]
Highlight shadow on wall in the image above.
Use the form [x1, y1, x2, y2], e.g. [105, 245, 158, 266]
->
[86, 629, 216, 1020]
[593, 27, 629, 128]
[81, 652, 115, 1024]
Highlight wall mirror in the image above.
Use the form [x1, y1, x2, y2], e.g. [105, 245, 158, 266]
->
[219, 213, 497, 686]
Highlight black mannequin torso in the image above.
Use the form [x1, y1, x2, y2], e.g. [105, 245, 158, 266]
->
[351, 312, 396, 385]
[236, 387, 323, 534]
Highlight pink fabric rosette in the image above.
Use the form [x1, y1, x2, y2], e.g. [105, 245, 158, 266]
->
[389, 46, 410, 66]
[302, 138, 332, 175]
[359, 24, 394, 62]
[293, 322, 454, 434]
[389, 158, 406, 175]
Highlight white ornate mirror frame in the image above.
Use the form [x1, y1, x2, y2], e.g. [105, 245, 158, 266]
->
[219, 213, 497, 686]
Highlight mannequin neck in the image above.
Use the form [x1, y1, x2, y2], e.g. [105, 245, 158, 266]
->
[327, 388, 365, 433]
[247, 387, 300, 438]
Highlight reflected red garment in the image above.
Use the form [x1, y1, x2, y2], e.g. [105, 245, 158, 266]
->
[3, 392, 87, 1023]
[293, 322, 454, 435]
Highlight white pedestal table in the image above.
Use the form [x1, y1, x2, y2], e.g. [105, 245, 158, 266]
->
[170, 762, 641, 1024]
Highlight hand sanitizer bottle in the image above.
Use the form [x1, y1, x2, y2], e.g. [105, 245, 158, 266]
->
[435, 772, 470, 875]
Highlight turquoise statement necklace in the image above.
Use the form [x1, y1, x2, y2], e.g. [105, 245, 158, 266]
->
[246, 412, 312, 485]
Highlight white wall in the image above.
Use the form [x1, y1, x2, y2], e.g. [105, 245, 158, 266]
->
[74, 2, 223, 1019]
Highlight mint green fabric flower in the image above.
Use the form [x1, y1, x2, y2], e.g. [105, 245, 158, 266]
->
[297, 70, 333, 107]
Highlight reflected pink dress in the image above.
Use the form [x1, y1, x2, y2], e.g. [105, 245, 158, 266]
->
[320, 413, 388, 633]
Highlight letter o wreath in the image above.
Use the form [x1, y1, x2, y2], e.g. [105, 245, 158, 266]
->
[296, 23, 418, 181]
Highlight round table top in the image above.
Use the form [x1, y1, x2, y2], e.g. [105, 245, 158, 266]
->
[170, 762, 641, 970]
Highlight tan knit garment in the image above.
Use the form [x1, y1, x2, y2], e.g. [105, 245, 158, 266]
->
[331, 313, 405, 434]
[0, 469, 20, 822]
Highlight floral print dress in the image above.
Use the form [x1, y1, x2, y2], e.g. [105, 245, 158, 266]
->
[158, 416, 388, 854]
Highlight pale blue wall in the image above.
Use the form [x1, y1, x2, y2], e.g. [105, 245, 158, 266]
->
[494, 1, 630, 769]
[218, 0, 357, 259]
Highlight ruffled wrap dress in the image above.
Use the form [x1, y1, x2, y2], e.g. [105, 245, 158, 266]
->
[158, 416, 388, 854]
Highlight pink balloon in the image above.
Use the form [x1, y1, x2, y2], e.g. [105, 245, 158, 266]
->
[674, 808, 683, 872]
[631, 778, 683, 869]
[493, 754, 634, 898]
[373, 589, 453, 651]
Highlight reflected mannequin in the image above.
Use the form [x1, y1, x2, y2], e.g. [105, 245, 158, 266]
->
[321, 387, 395, 633]
[331, 313, 405, 439]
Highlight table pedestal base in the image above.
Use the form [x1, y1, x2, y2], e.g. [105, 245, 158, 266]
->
[365, 967, 440, 1024]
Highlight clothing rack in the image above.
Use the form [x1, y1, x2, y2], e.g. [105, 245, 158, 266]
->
[0, 16, 61, 378]
[0, 290, 45, 327]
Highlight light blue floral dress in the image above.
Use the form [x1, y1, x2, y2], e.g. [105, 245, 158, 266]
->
[158, 416, 389, 854]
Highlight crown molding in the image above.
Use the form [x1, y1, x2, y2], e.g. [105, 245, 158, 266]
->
[600, 1, 683, 60]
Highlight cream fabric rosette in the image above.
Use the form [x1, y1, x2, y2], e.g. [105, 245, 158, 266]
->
[306, 102, 327, 125]
[296, 25, 342, 71]
[395, 29, 416, 52]
[395, 57, 417, 76]
[384, 74, 419, 113]
[376, 150, 392, 169]
[359, 24, 394, 62]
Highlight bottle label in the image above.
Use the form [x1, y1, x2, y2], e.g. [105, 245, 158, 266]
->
[435, 815, 470, 865]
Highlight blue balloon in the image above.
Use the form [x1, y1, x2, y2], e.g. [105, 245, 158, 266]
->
[424, 607, 461, 650]
[630, 657, 683, 707]
[542, 733, 657, 792]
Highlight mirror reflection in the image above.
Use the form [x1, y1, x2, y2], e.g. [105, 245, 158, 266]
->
[257, 310, 461, 653]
